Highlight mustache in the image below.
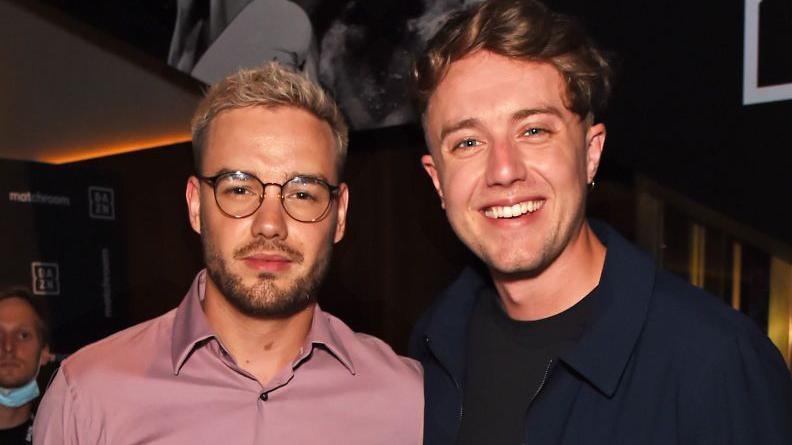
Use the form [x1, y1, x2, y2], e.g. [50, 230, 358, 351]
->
[234, 239, 304, 264]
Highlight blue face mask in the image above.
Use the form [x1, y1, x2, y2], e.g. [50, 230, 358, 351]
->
[0, 378, 40, 408]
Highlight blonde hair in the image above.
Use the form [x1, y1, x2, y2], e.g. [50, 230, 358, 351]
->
[191, 62, 349, 177]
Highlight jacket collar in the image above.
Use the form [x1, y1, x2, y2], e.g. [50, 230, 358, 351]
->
[421, 267, 488, 384]
[559, 220, 655, 397]
[171, 269, 355, 375]
[420, 221, 656, 397]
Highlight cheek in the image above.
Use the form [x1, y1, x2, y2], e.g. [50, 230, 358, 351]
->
[293, 224, 332, 258]
[203, 211, 247, 251]
[440, 161, 479, 208]
[541, 142, 589, 190]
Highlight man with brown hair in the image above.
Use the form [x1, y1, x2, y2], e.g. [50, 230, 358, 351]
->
[409, 1, 791, 444]
[33, 62, 423, 444]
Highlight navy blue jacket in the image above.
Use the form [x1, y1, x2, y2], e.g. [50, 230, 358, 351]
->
[410, 222, 792, 444]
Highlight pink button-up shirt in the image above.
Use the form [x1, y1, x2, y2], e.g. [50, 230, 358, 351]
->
[33, 271, 423, 444]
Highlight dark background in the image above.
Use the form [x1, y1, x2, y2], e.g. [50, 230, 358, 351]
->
[0, 159, 128, 353]
[34, 0, 792, 246]
[5, 0, 791, 353]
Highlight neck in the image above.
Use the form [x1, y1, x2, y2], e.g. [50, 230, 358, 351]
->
[0, 402, 31, 429]
[492, 220, 606, 321]
[202, 279, 315, 386]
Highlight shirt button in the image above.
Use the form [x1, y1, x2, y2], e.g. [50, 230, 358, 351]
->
[259, 393, 268, 401]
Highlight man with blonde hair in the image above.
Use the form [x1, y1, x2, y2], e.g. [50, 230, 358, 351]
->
[34, 62, 423, 444]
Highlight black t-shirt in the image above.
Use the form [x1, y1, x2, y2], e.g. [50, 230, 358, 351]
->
[0, 416, 33, 444]
[456, 287, 596, 445]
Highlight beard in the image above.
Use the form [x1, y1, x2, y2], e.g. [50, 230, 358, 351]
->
[202, 233, 332, 319]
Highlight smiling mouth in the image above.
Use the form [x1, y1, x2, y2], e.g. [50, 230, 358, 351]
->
[483, 199, 545, 219]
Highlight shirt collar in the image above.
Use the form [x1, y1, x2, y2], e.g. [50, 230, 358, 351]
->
[171, 270, 214, 374]
[303, 306, 356, 375]
[171, 270, 356, 376]
[559, 220, 656, 397]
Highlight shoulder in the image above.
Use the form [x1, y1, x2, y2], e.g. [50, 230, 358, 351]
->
[643, 270, 788, 384]
[649, 270, 765, 348]
[322, 312, 422, 381]
[597, 222, 778, 363]
[57, 309, 176, 386]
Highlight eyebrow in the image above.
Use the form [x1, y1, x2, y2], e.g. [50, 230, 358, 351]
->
[439, 118, 479, 142]
[209, 168, 332, 184]
[438, 107, 565, 142]
[287, 172, 332, 184]
[511, 107, 564, 122]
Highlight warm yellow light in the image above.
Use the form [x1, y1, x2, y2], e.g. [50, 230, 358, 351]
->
[38, 133, 192, 164]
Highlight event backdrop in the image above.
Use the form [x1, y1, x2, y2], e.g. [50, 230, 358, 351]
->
[0, 159, 127, 354]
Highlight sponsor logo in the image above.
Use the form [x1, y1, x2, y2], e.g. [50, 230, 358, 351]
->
[8, 191, 71, 206]
[101, 248, 112, 318]
[31, 262, 60, 296]
[89, 187, 115, 220]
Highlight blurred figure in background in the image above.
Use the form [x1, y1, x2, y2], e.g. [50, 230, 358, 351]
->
[0, 288, 52, 445]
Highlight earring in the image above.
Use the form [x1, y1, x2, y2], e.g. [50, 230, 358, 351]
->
[588, 180, 596, 191]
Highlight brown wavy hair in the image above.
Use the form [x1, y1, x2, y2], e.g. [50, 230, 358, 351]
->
[412, 0, 612, 121]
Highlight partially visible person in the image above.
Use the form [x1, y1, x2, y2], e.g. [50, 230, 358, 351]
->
[33, 62, 423, 444]
[0, 287, 52, 444]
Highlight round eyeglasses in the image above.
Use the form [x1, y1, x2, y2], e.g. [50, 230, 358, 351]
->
[198, 171, 339, 222]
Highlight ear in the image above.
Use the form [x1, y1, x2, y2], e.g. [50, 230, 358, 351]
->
[39, 345, 52, 366]
[421, 154, 446, 209]
[186, 176, 202, 234]
[333, 182, 349, 243]
[584, 123, 606, 184]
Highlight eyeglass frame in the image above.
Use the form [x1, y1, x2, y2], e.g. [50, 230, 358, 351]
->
[196, 170, 341, 223]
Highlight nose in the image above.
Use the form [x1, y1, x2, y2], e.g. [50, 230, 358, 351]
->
[1, 334, 14, 355]
[250, 184, 288, 240]
[485, 139, 527, 187]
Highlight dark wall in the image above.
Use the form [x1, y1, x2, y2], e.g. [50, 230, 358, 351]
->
[28, 0, 792, 243]
[549, 0, 792, 245]
[73, 144, 203, 325]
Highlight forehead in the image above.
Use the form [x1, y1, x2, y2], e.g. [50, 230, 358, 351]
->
[203, 106, 337, 181]
[426, 51, 571, 132]
[0, 297, 39, 327]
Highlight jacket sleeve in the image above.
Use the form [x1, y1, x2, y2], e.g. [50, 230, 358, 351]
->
[33, 368, 83, 445]
[680, 329, 792, 445]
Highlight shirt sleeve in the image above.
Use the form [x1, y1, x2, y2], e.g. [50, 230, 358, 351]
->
[33, 367, 81, 445]
[680, 330, 792, 445]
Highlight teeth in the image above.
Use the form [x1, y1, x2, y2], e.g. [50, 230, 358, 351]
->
[484, 200, 544, 219]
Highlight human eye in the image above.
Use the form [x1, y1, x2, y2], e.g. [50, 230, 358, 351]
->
[287, 190, 317, 201]
[451, 138, 483, 152]
[17, 330, 32, 341]
[520, 125, 553, 143]
[220, 185, 255, 197]
[523, 127, 548, 136]
[284, 181, 320, 201]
